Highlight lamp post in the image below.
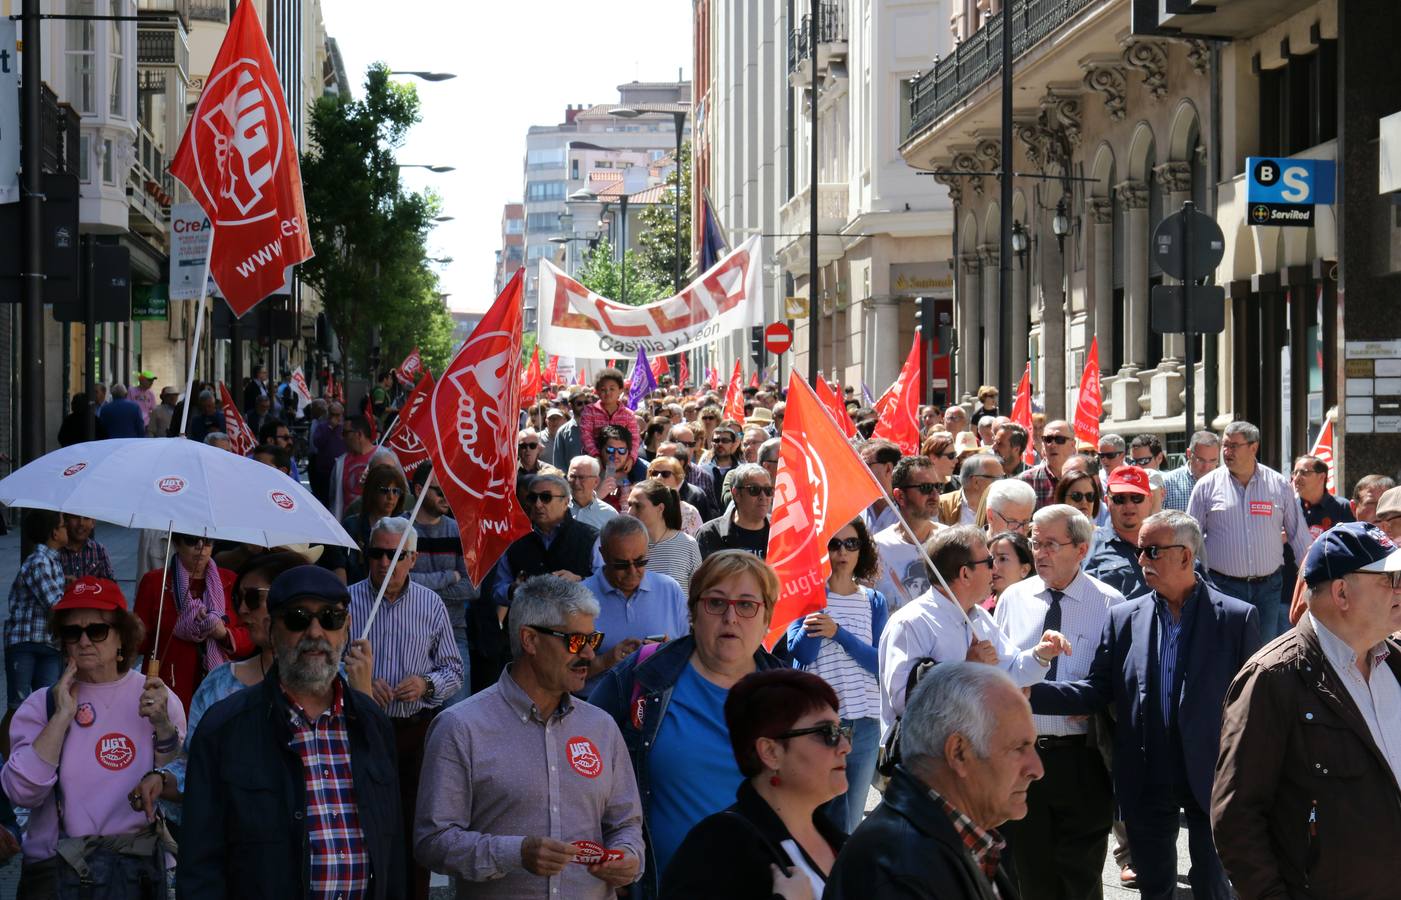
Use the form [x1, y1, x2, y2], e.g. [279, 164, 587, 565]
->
[395, 164, 456, 173]
[388, 71, 456, 82]
[1052, 199, 1070, 256]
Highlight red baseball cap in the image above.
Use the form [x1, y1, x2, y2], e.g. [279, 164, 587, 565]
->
[1106, 466, 1151, 496]
[53, 577, 127, 613]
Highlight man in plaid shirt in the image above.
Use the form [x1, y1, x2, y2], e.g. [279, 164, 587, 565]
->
[3, 510, 68, 711]
[56, 514, 116, 583]
[1019, 419, 1077, 509]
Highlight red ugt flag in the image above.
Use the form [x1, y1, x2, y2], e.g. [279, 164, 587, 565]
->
[1310, 415, 1337, 494]
[722, 361, 745, 422]
[406, 271, 531, 583]
[1073, 337, 1102, 447]
[765, 373, 886, 649]
[678, 354, 690, 388]
[813, 374, 856, 438]
[651, 353, 669, 381]
[542, 354, 559, 386]
[394, 347, 423, 387]
[381, 371, 435, 475]
[871, 336, 921, 454]
[520, 347, 542, 403]
[217, 382, 258, 455]
[168, 0, 312, 316]
[1011, 362, 1036, 465]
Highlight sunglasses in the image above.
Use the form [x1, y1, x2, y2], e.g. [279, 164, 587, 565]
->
[606, 556, 648, 571]
[1128, 457, 1154, 467]
[604, 447, 628, 456]
[1138, 544, 1187, 560]
[1043, 435, 1073, 446]
[518, 443, 540, 451]
[899, 482, 940, 495]
[1066, 491, 1095, 503]
[527, 624, 604, 654]
[713, 435, 737, 444]
[364, 547, 409, 562]
[775, 722, 853, 748]
[1111, 494, 1148, 505]
[280, 606, 348, 632]
[702, 415, 718, 422]
[940, 452, 958, 461]
[964, 556, 995, 570]
[701, 596, 764, 618]
[176, 535, 213, 548]
[737, 485, 774, 498]
[239, 586, 271, 610]
[649, 471, 676, 480]
[827, 537, 861, 553]
[377, 486, 403, 496]
[1097, 451, 1123, 460]
[524, 492, 566, 505]
[59, 623, 111, 644]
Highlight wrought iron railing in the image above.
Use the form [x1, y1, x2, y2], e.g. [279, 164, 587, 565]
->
[906, 0, 1097, 142]
[187, 0, 228, 22]
[787, 1, 848, 74]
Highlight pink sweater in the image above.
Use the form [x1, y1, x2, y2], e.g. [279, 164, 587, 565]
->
[579, 400, 643, 459]
[2, 670, 185, 862]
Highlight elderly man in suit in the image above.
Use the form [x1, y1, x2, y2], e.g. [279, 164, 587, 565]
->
[1029, 510, 1262, 900]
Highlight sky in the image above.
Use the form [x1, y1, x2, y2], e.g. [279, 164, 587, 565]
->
[321, 1, 695, 314]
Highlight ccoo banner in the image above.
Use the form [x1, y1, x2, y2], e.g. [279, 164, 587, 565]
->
[536, 235, 763, 360]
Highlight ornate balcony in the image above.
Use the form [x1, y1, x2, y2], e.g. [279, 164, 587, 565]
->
[787, 1, 849, 83]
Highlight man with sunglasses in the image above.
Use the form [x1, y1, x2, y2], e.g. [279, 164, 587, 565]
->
[699, 423, 742, 511]
[581, 517, 688, 696]
[258, 418, 301, 482]
[348, 517, 463, 899]
[1085, 467, 1154, 601]
[517, 428, 564, 502]
[1128, 434, 1166, 470]
[415, 575, 644, 898]
[665, 425, 715, 497]
[1019, 419, 1076, 509]
[871, 457, 947, 611]
[695, 464, 773, 560]
[1096, 433, 1128, 492]
[1031, 511, 1260, 900]
[181, 565, 406, 899]
[547, 391, 586, 472]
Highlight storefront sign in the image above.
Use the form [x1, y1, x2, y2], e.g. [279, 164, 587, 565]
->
[0, 21, 18, 206]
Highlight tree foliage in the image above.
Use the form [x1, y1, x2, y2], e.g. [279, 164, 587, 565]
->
[575, 239, 670, 306]
[636, 142, 692, 290]
[299, 64, 455, 374]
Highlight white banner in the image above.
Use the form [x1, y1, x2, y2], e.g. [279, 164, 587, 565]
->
[169, 202, 218, 300]
[290, 367, 315, 418]
[536, 235, 763, 360]
[0, 21, 18, 205]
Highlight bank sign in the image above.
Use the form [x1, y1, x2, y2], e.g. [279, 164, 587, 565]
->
[1246, 157, 1336, 228]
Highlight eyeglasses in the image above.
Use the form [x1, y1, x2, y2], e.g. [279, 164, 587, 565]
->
[994, 514, 1029, 531]
[1138, 544, 1187, 560]
[713, 434, 737, 444]
[280, 606, 348, 632]
[364, 547, 408, 562]
[1097, 451, 1123, 460]
[775, 722, 853, 748]
[1066, 491, 1095, 503]
[827, 537, 861, 553]
[1128, 457, 1154, 467]
[239, 586, 271, 610]
[58, 623, 111, 644]
[604, 447, 628, 456]
[273, 433, 291, 443]
[527, 624, 604, 654]
[898, 482, 940, 496]
[1043, 435, 1073, 446]
[567, 474, 597, 483]
[606, 556, 649, 573]
[1221, 441, 1253, 452]
[571, 400, 588, 408]
[940, 452, 958, 461]
[737, 485, 774, 498]
[1029, 537, 1075, 552]
[377, 486, 403, 496]
[964, 556, 995, 570]
[700, 595, 764, 618]
[677, 440, 697, 448]
[518, 443, 540, 451]
[1369, 571, 1401, 589]
[1111, 494, 1148, 506]
[175, 535, 213, 548]
[524, 492, 566, 505]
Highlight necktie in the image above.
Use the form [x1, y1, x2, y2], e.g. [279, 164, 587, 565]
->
[1042, 589, 1064, 680]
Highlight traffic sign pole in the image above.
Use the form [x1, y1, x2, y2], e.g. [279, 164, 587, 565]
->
[1183, 202, 1195, 441]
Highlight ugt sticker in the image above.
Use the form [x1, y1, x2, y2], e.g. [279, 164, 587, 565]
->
[567, 736, 602, 778]
[95, 733, 136, 771]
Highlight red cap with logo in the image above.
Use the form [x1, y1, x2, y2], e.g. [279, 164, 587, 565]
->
[1106, 466, 1151, 496]
[53, 576, 127, 613]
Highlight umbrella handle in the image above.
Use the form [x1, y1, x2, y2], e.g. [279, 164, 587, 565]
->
[146, 657, 161, 679]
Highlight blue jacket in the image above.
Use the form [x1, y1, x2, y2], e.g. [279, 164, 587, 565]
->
[97, 397, 146, 439]
[177, 669, 405, 899]
[590, 634, 783, 900]
[1030, 579, 1262, 819]
[785, 587, 889, 676]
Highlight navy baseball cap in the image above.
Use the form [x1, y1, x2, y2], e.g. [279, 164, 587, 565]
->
[267, 565, 352, 613]
[1302, 522, 1401, 586]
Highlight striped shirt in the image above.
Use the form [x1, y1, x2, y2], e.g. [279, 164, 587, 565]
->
[1154, 596, 1191, 726]
[347, 579, 463, 719]
[1187, 463, 1311, 579]
[5, 545, 65, 647]
[806, 589, 881, 721]
[647, 531, 702, 594]
[57, 539, 116, 582]
[1161, 465, 1196, 511]
[285, 680, 370, 900]
[994, 571, 1125, 735]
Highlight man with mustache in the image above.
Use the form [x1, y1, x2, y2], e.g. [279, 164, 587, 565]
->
[348, 516, 464, 900]
[180, 566, 406, 898]
[415, 575, 644, 899]
[1029, 511, 1261, 900]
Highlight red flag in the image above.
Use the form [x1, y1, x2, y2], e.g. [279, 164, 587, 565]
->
[576, 367, 588, 387]
[1011, 362, 1036, 465]
[678, 354, 690, 388]
[706, 367, 719, 390]
[217, 382, 258, 455]
[405, 272, 531, 582]
[765, 373, 886, 648]
[651, 354, 669, 381]
[168, 0, 312, 316]
[871, 337, 921, 454]
[1072, 337, 1102, 447]
[722, 361, 745, 422]
[749, 370, 760, 389]
[520, 348, 542, 403]
[381, 371, 435, 475]
[1310, 415, 1337, 494]
[542, 354, 559, 386]
[394, 347, 423, 387]
[814, 375, 856, 438]
[359, 392, 378, 442]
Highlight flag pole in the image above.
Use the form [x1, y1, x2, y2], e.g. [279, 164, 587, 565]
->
[177, 227, 216, 436]
[358, 472, 433, 640]
[146, 523, 177, 678]
[874, 485, 973, 629]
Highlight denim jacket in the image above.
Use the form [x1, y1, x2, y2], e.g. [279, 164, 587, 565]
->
[590, 634, 782, 900]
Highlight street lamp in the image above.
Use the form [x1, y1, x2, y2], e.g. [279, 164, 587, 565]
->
[432, 215, 455, 223]
[1052, 199, 1071, 256]
[610, 104, 689, 292]
[396, 164, 456, 173]
[426, 257, 454, 264]
[1010, 220, 1028, 256]
[389, 70, 456, 82]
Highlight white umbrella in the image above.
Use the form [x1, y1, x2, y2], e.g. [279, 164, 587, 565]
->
[0, 438, 356, 549]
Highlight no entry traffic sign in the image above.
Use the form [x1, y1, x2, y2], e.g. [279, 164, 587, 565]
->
[764, 322, 793, 354]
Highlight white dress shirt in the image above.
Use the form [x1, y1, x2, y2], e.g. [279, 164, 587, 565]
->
[879, 588, 1049, 736]
[1310, 612, 1401, 787]
[994, 571, 1125, 735]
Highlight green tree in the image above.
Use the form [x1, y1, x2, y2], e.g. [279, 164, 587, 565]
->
[636, 142, 692, 291]
[576, 239, 669, 306]
[299, 64, 455, 374]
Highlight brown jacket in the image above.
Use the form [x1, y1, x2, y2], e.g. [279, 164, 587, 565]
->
[1211, 614, 1401, 900]
[937, 490, 965, 527]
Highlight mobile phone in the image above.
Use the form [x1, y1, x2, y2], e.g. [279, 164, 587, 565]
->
[644, 634, 668, 643]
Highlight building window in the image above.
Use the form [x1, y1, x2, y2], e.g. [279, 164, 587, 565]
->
[1256, 39, 1338, 159]
[102, 138, 115, 184]
[504, 218, 525, 235]
[66, 0, 97, 115]
[109, 0, 128, 117]
[78, 135, 92, 182]
[526, 181, 566, 201]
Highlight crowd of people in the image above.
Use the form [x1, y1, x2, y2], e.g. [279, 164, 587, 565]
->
[2, 364, 1399, 900]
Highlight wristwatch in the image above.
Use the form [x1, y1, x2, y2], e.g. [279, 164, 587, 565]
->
[421, 678, 436, 701]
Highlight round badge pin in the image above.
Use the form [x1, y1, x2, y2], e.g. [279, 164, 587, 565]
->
[74, 702, 96, 727]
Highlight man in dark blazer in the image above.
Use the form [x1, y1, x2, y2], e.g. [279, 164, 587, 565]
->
[826, 662, 1037, 900]
[1029, 509, 1262, 900]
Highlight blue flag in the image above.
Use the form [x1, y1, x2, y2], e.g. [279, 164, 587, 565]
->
[627, 346, 657, 411]
[699, 191, 729, 273]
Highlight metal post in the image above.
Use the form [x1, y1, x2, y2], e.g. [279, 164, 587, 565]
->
[998, 0, 1014, 403]
[83, 237, 96, 442]
[1183, 200, 1196, 440]
[806, 0, 820, 386]
[673, 111, 685, 293]
[620, 194, 629, 302]
[20, 0, 45, 462]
